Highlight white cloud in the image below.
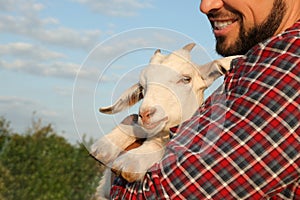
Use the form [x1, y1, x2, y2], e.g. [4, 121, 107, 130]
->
[73, 0, 153, 17]
[0, 56, 112, 82]
[0, 96, 36, 108]
[0, 0, 45, 12]
[35, 28, 101, 50]
[0, 14, 101, 50]
[0, 0, 107, 83]
[40, 62, 80, 79]
[0, 59, 80, 79]
[0, 0, 101, 50]
[0, 42, 65, 60]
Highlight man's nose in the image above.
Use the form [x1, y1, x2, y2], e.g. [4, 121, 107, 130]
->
[200, 0, 224, 14]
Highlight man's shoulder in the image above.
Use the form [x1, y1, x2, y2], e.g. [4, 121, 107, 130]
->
[231, 21, 300, 79]
[244, 20, 300, 61]
[265, 20, 300, 50]
[283, 20, 300, 35]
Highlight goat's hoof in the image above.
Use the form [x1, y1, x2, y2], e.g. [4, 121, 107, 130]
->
[112, 152, 149, 182]
[91, 137, 122, 165]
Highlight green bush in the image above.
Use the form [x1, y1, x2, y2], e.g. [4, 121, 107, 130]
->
[0, 117, 104, 200]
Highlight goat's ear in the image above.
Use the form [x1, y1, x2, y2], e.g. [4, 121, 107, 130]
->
[99, 83, 144, 114]
[182, 43, 196, 52]
[198, 56, 240, 87]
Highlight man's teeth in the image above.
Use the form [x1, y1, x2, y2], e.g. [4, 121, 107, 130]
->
[214, 21, 233, 30]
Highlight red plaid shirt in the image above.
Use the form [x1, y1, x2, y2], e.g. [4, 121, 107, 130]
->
[110, 21, 300, 199]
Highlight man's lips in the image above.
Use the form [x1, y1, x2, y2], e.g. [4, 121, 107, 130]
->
[214, 20, 235, 30]
[210, 19, 238, 36]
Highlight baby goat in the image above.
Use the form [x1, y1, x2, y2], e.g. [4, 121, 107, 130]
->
[91, 43, 237, 199]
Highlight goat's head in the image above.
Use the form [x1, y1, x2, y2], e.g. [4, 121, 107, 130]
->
[100, 43, 235, 134]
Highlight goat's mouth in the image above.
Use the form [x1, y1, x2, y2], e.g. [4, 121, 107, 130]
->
[141, 116, 168, 132]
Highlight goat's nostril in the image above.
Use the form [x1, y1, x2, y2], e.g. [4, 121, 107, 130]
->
[139, 107, 156, 122]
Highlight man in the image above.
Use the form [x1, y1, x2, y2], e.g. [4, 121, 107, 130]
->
[110, 0, 300, 199]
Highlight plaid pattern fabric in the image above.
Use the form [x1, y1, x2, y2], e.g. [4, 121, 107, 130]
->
[110, 21, 300, 199]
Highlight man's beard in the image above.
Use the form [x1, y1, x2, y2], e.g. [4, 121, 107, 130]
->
[216, 0, 287, 56]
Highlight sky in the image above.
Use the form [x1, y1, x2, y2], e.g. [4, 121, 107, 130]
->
[0, 0, 221, 144]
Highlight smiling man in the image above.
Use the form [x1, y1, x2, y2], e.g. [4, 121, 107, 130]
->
[109, 0, 300, 199]
[201, 0, 293, 56]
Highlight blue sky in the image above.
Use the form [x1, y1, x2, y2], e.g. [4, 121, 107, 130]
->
[0, 0, 220, 144]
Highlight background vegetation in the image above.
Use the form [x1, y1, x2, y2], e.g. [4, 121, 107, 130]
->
[0, 116, 104, 200]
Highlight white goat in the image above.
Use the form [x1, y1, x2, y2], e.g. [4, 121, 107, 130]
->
[91, 43, 237, 199]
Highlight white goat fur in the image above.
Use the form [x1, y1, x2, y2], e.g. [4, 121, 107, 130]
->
[91, 43, 238, 199]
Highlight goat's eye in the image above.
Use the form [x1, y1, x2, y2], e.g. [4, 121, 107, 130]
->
[181, 76, 192, 84]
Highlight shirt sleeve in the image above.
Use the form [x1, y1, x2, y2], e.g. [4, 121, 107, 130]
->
[110, 36, 300, 199]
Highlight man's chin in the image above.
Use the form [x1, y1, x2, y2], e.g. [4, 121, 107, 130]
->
[215, 37, 228, 56]
[216, 44, 234, 57]
[216, 38, 244, 57]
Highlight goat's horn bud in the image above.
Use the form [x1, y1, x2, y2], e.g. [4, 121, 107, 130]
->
[183, 43, 196, 52]
[154, 49, 161, 54]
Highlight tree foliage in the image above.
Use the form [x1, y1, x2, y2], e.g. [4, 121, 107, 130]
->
[0, 116, 104, 200]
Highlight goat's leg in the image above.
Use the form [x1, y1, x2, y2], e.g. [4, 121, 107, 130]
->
[91, 114, 147, 165]
[91, 125, 137, 165]
[112, 136, 166, 182]
[94, 169, 112, 200]
[94, 134, 145, 199]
